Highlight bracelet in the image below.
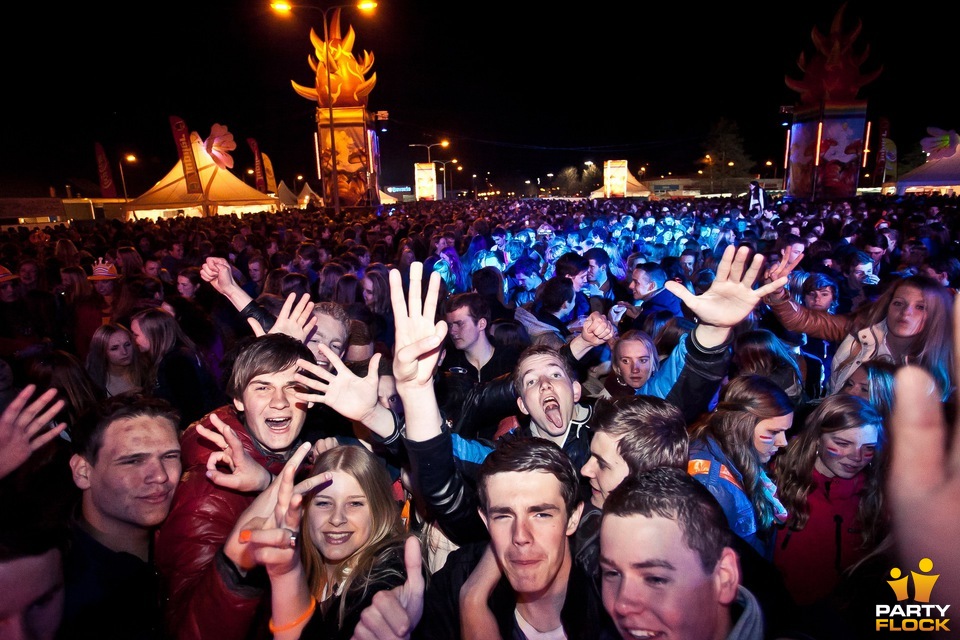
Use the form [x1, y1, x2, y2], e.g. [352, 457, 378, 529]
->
[269, 596, 317, 633]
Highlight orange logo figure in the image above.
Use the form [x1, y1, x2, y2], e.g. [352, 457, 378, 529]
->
[887, 567, 910, 602]
[911, 558, 939, 603]
[887, 558, 939, 603]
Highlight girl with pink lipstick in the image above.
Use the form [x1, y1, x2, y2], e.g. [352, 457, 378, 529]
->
[772, 394, 885, 607]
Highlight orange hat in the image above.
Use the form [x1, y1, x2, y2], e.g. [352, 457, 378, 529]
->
[88, 259, 119, 281]
[0, 265, 19, 283]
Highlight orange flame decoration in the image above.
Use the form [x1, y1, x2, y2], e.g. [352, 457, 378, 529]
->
[204, 123, 237, 170]
[785, 2, 882, 107]
[920, 127, 960, 160]
[291, 8, 376, 108]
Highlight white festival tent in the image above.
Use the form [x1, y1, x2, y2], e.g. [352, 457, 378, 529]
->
[896, 150, 960, 195]
[276, 180, 299, 208]
[589, 169, 652, 199]
[298, 182, 323, 208]
[124, 132, 279, 219]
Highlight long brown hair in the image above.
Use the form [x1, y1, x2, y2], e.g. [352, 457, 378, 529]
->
[690, 375, 795, 531]
[773, 394, 886, 548]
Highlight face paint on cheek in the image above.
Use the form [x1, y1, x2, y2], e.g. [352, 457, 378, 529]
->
[824, 444, 843, 457]
[861, 449, 876, 461]
[757, 434, 774, 443]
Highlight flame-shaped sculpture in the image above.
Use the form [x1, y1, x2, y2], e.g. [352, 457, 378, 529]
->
[920, 127, 960, 160]
[291, 8, 377, 107]
[204, 123, 237, 170]
[785, 2, 882, 107]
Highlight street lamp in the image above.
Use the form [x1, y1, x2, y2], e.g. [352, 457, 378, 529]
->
[437, 158, 458, 200]
[409, 139, 449, 163]
[118, 154, 136, 201]
[270, 0, 377, 219]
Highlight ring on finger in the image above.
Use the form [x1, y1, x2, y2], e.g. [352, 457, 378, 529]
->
[286, 528, 298, 548]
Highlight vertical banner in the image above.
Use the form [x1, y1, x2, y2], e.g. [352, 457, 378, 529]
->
[816, 105, 866, 200]
[603, 160, 629, 198]
[414, 162, 437, 201]
[247, 138, 267, 193]
[786, 102, 866, 200]
[169, 116, 203, 194]
[95, 142, 118, 198]
[881, 138, 898, 183]
[262, 152, 278, 194]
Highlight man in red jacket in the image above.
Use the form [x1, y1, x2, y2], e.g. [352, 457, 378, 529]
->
[154, 333, 316, 640]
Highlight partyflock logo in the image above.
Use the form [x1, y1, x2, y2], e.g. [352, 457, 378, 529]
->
[876, 558, 950, 632]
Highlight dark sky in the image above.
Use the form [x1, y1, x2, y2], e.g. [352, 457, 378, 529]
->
[1, 0, 955, 199]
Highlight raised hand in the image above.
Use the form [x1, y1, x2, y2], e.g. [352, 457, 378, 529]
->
[763, 247, 805, 293]
[389, 262, 448, 389]
[579, 311, 615, 346]
[199, 413, 272, 493]
[665, 244, 788, 330]
[0, 385, 66, 480]
[200, 256, 239, 294]
[887, 301, 960, 608]
[224, 442, 332, 574]
[294, 348, 381, 423]
[351, 535, 425, 640]
[248, 292, 317, 341]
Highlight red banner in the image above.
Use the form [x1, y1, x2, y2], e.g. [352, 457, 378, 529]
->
[169, 115, 203, 194]
[95, 142, 118, 198]
[247, 138, 267, 193]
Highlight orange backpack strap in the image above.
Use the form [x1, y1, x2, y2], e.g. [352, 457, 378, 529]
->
[687, 459, 743, 491]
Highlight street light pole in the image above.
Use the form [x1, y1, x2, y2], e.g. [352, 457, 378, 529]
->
[436, 158, 458, 200]
[320, 5, 341, 218]
[118, 154, 136, 201]
[409, 140, 449, 200]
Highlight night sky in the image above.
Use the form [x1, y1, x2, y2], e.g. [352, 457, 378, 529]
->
[1, 0, 955, 199]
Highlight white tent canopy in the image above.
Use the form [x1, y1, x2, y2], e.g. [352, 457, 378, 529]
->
[276, 180, 298, 209]
[298, 182, 323, 208]
[124, 132, 279, 219]
[896, 148, 960, 196]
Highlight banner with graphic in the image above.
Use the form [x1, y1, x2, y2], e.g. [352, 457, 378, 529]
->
[786, 102, 866, 200]
[169, 115, 203, 194]
[95, 142, 118, 198]
[414, 163, 437, 201]
[262, 152, 278, 194]
[247, 138, 267, 193]
[881, 138, 898, 183]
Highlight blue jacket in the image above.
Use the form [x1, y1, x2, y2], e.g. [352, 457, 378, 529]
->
[688, 436, 776, 560]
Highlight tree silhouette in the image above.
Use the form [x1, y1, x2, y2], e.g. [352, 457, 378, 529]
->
[698, 118, 755, 194]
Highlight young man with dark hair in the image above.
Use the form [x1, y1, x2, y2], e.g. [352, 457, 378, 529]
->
[62, 395, 182, 640]
[442, 292, 517, 383]
[583, 246, 630, 315]
[154, 333, 317, 640]
[599, 468, 764, 640]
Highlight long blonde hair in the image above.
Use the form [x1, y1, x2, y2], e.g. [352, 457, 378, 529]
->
[300, 446, 408, 626]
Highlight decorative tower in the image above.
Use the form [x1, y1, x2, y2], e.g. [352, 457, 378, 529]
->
[292, 8, 380, 209]
[784, 3, 882, 200]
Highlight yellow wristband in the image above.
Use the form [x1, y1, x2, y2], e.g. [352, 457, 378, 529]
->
[269, 596, 317, 634]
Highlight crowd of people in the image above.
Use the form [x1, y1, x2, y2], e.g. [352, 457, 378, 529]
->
[1, 189, 959, 640]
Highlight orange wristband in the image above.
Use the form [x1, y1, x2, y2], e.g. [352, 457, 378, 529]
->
[269, 595, 317, 633]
